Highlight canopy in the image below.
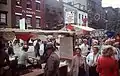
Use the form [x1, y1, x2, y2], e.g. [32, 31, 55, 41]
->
[71, 25, 95, 31]
[0, 28, 73, 34]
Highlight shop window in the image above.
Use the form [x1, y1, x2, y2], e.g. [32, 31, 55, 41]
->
[36, 18, 40, 28]
[27, 0, 32, 8]
[26, 17, 32, 27]
[36, 2, 40, 10]
[0, 0, 7, 4]
[15, 15, 21, 26]
[0, 12, 7, 25]
[16, 0, 21, 6]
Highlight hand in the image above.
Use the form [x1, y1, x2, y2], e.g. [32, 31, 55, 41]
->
[3, 66, 9, 70]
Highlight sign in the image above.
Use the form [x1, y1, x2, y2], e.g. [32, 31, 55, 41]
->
[22, 10, 35, 15]
[94, 13, 100, 21]
[65, 11, 74, 24]
[3, 32, 15, 40]
[19, 18, 25, 30]
[60, 37, 73, 59]
[91, 29, 106, 37]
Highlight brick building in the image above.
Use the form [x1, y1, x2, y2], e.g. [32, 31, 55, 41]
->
[0, 0, 45, 29]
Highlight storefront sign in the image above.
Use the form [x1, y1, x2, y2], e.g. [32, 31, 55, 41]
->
[22, 10, 35, 15]
[65, 11, 74, 24]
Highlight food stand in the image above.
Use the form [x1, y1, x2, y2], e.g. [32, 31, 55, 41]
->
[0, 28, 74, 76]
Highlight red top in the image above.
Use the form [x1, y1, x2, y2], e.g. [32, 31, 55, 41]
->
[96, 56, 119, 76]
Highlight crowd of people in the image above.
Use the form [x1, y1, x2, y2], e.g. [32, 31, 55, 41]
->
[0, 34, 120, 76]
[0, 36, 60, 76]
[70, 35, 120, 76]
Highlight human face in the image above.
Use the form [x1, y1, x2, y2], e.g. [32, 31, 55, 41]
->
[76, 49, 81, 56]
[93, 47, 99, 55]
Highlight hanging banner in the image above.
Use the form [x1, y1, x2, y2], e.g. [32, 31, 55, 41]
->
[19, 18, 25, 30]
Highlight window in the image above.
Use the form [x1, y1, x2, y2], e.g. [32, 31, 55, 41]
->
[36, 18, 40, 28]
[26, 17, 32, 27]
[15, 15, 21, 26]
[27, 0, 32, 8]
[79, 14, 81, 19]
[0, 12, 7, 25]
[16, 0, 21, 6]
[36, 2, 40, 10]
[0, 0, 7, 4]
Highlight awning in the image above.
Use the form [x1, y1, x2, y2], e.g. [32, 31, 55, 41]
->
[71, 25, 95, 31]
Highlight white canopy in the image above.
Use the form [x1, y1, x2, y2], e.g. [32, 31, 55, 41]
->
[0, 28, 73, 34]
[71, 25, 95, 31]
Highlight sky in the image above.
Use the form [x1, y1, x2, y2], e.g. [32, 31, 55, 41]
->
[102, 0, 120, 8]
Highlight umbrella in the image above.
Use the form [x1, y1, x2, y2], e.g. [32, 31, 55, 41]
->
[71, 25, 95, 31]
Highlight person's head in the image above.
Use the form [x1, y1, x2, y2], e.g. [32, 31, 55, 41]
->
[102, 45, 114, 57]
[75, 48, 81, 56]
[83, 39, 87, 44]
[22, 45, 29, 52]
[46, 42, 56, 56]
[92, 46, 99, 55]
[113, 42, 119, 48]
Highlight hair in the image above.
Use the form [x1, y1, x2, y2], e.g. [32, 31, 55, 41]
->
[75, 48, 81, 52]
[102, 47, 114, 57]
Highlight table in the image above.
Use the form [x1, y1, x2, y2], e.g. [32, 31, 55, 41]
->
[21, 62, 68, 76]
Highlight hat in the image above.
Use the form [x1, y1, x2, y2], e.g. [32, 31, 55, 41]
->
[93, 45, 100, 48]
[46, 42, 55, 50]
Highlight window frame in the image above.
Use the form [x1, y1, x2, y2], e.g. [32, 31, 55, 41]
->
[36, 18, 41, 28]
[15, 15, 21, 26]
[0, 0, 7, 4]
[26, 0, 32, 9]
[26, 17, 32, 27]
[36, 2, 40, 11]
[16, 0, 21, 6]
[0, 11, 7, 25]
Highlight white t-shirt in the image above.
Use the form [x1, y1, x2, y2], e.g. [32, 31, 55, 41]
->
[86, 52, 99, 66]
[18, 51, 28, 65]
[79, 43, 89, 56]
[39, 43, 44, 56]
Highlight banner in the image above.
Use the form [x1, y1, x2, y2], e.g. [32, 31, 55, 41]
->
[19, 18, 25, 30]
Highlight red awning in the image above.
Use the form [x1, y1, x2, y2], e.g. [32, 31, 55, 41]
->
[16, 33, 33, 41]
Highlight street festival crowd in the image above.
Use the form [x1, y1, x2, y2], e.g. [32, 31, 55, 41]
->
[0, 34, 120, 76]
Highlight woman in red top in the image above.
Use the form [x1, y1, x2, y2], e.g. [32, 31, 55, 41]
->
[96, 45, 119, 76]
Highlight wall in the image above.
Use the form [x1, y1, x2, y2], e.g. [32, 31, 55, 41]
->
[0, 0, 12, 27]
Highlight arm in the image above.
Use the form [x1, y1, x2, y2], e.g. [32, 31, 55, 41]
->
[5, 53, 10, 66]
[113, 60, 119, 76]
[96, 57, 101, 73]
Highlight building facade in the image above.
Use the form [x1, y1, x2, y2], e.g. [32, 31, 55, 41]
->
[0, 0, 12, 28]
[64, 3, 88, 26]
[87, 0, 105, 29]
[0, 0, 44, 29]
[103, 7, 120, 33]
[63, 0, 88, 26]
